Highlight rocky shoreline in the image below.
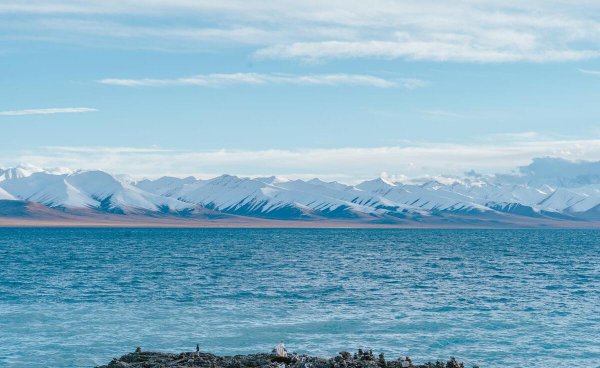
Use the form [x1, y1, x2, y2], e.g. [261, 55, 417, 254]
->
[97, 348, 477, 368]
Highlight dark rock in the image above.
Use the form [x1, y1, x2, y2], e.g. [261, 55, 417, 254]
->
[95, 349, 473, 368]
[339, 352, 351, 361]
[445, 357, 464, 368]
[378, 353, 385, 367]
[272, 356, 294, 364]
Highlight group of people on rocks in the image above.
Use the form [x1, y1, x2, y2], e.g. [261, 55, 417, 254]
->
[274, 343, 413, 368]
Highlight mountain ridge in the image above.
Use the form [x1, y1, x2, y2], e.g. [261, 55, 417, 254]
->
[3, 158, 600, 227]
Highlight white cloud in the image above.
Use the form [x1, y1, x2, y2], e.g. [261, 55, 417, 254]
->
[399, 78, 429, 90]
[44, 146, 168, 153]
[0, 107, 98, 116]
[579, 68, 600, 76]
[482, 131, 544, 141]
[254, 40, 600, 62]
[7, 136, 600, 182]
[98, 73, 412, 88]
[32, 19, 284, 46]
[419, 110, 464, 119]
[3, 1, 600, 62]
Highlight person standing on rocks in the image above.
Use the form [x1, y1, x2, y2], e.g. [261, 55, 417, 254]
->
[400, 356, 410, 368]
[275, 342, 287, 357]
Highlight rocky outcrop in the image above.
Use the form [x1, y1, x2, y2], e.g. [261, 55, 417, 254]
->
[96, 348, 476, 368]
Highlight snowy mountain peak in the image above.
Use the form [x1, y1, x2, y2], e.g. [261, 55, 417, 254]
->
[0, 164, 43, 181]
[254, 176, 290, 185]
[0, 164, 73, 182]
[3, 158, 600, 223]
[356, 177, 396, 191]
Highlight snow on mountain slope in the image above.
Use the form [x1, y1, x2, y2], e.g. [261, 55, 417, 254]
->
[176, 175, 260, 207]
[263, 178, 395, 216]
[305, 178, 352, 192]
[529, 184, 600, 214]
[536, 187, 586, 212]
[564, 185, 600, 213]
[137, 172, 590, 219]
[66, 171, 195, 213]
[0, 186, 15, 200]
[0, 172, 97, 208]
[356, 178, 489, 213]
[171, 174, 420, 219]
[0, 164, 73, 182]
[0, 164, 45, 182]
[175, 175, 310, 218]
[0, 170, 195, 213]
[5, 158, 600, 222]
[135, 176, 198, 197]
[445, 181, 551, 207]
[306, 178, 424, 215]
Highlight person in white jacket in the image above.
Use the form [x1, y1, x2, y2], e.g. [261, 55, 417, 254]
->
[275, 342, 287, 357]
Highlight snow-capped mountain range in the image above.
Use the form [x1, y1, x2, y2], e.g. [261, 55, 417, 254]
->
[3, 157, 600, 226]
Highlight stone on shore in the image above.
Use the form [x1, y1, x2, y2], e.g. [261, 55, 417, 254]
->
[96, 349, 475, 368]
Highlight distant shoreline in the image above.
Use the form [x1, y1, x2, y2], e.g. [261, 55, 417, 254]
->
[2, 217, 600, 229]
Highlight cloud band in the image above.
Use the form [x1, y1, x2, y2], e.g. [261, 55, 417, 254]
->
[0, 107, 98, 116]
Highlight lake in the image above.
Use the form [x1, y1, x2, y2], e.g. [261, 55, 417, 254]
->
[0, 228, 598, 367]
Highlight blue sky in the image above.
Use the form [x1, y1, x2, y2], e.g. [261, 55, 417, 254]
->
[2, 0, 600, 181]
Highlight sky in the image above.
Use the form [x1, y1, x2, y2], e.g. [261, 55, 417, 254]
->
[2, 0, 600, 181]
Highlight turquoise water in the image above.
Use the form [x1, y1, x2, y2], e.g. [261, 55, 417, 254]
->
[0, 229, 599, 368]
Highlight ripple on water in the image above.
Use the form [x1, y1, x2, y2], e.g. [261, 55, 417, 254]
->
[0, 228, 599, 368]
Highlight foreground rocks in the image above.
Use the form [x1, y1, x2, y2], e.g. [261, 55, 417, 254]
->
[97, 348, 477, 368]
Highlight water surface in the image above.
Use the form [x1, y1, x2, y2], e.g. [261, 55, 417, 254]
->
[1, 229, 599, 367]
